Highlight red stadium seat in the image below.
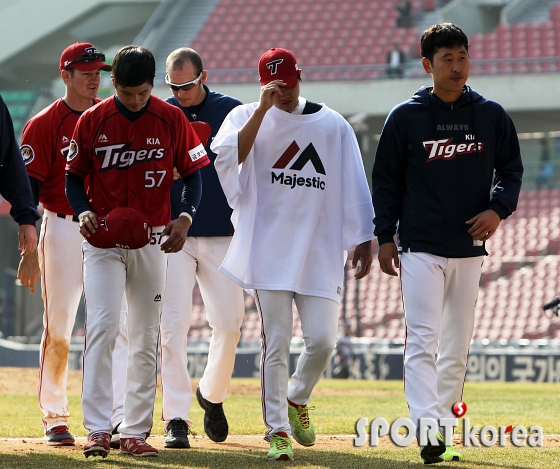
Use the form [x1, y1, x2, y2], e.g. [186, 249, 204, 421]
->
[424, 0, 436, 12]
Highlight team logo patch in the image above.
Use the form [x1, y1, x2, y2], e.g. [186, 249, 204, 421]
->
[188, 143, 207, 162]
[67, 140, 79, 161]
[20, 144, 34, 165]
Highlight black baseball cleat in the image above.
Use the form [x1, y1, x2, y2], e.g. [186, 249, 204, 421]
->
[110, 422, 121, 449]
[44, 425, 75, 446]
[196, 387, 228, 442]
[420, 432, 446, 465]
[165, 418, 191, 448]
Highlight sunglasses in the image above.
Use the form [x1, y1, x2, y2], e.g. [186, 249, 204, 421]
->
[64, 52, 106, 70]
[165, 72, 203, 92]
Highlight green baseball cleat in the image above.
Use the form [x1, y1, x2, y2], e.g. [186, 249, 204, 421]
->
[441, 445, 463, 461]
[267, 433, 294, 461]
[288, 402, 316, 446]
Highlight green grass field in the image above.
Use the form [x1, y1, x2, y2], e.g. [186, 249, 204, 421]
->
[0, 378, 558, 468]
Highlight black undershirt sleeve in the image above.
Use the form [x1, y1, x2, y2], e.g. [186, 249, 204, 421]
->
[65, 171, 90, 216]
[180, 170, 202, 219]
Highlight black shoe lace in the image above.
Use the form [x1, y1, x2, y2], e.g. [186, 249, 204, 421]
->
[169, 420, 189, 438]
[209, 403, 227, 425]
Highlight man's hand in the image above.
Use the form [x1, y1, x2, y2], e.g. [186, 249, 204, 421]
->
[160, 216, 191, 253]
[17, 253, 40, 294]
[466, 209, 501, 241]
[352, 240, 373, 279]
[79, 211, 99, 237]
[258, 80, 286, 113]
[18, 224, 37, 256]
[377, 241, 400, 276]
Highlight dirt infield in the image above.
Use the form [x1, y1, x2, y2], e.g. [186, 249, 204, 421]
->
[0, 434, 363, 454]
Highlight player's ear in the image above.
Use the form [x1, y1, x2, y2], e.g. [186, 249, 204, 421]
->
[60, 69, 71, 83]
[421, 57, 432, 74]
[110, 76, 116, 88]
[297, 69, 302, 81]
[201, 70, 208, 85]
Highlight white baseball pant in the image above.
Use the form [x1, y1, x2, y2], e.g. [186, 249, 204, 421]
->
[38, 210, 128, 432]
[254, 290, 338, 439]
[111, 299, 128, 429]
[81, 230, 166, 438]
[38, 210, 84, 431]
[400, 252, 483, 428]
[159, 236, 244, 428]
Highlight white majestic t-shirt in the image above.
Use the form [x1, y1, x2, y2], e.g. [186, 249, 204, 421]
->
[211, 101, 374, 303]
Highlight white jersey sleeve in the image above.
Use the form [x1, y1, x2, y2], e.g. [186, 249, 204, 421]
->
[212, 104, 258, 282]
[340, 118, 376, 251]
[211, 104, 257, 217]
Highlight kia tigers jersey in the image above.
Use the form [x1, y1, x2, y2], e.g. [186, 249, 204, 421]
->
[21, 98, 99, 214]
[66, 95, 209, 226]
[212, 102, 374, 303]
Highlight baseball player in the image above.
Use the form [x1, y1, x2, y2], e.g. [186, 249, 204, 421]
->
[16, 43, 124, 446]
[212, 48, 374, 461]
[0, 94, 40, 262]
[371, 23, 523, 464]
[158, 48, 245, 448]
[65, 45, 209, 458]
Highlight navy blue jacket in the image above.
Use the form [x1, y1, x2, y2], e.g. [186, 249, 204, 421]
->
[166, 85, 242, 237]
[372, 86, 523, 258]
[0, 95, 40, 226]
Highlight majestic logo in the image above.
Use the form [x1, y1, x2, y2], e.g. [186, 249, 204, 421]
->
[62, 136, 69, 143]
[273, 141, 325, 174]
[20, 145, 34, 165]
[147, 137, 160, 144]
[423, 138, 483, 162]
[266, 59, 284, 75]
[67, 140, 79, 161]
[154, 294, 162, 302]
[94, 143, 166, 171]
[271, 141, 326, 190]
[98, 134, 108, 143]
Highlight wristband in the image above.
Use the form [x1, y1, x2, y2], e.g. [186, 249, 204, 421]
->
[179, 212, 193, 224]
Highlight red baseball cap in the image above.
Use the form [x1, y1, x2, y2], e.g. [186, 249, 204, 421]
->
[258, 48, 300, 88]
[59, 42, 112, 72]
[87, 207, 151, 250]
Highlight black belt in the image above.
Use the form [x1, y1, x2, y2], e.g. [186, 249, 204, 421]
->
[57, 213, 79, 222]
